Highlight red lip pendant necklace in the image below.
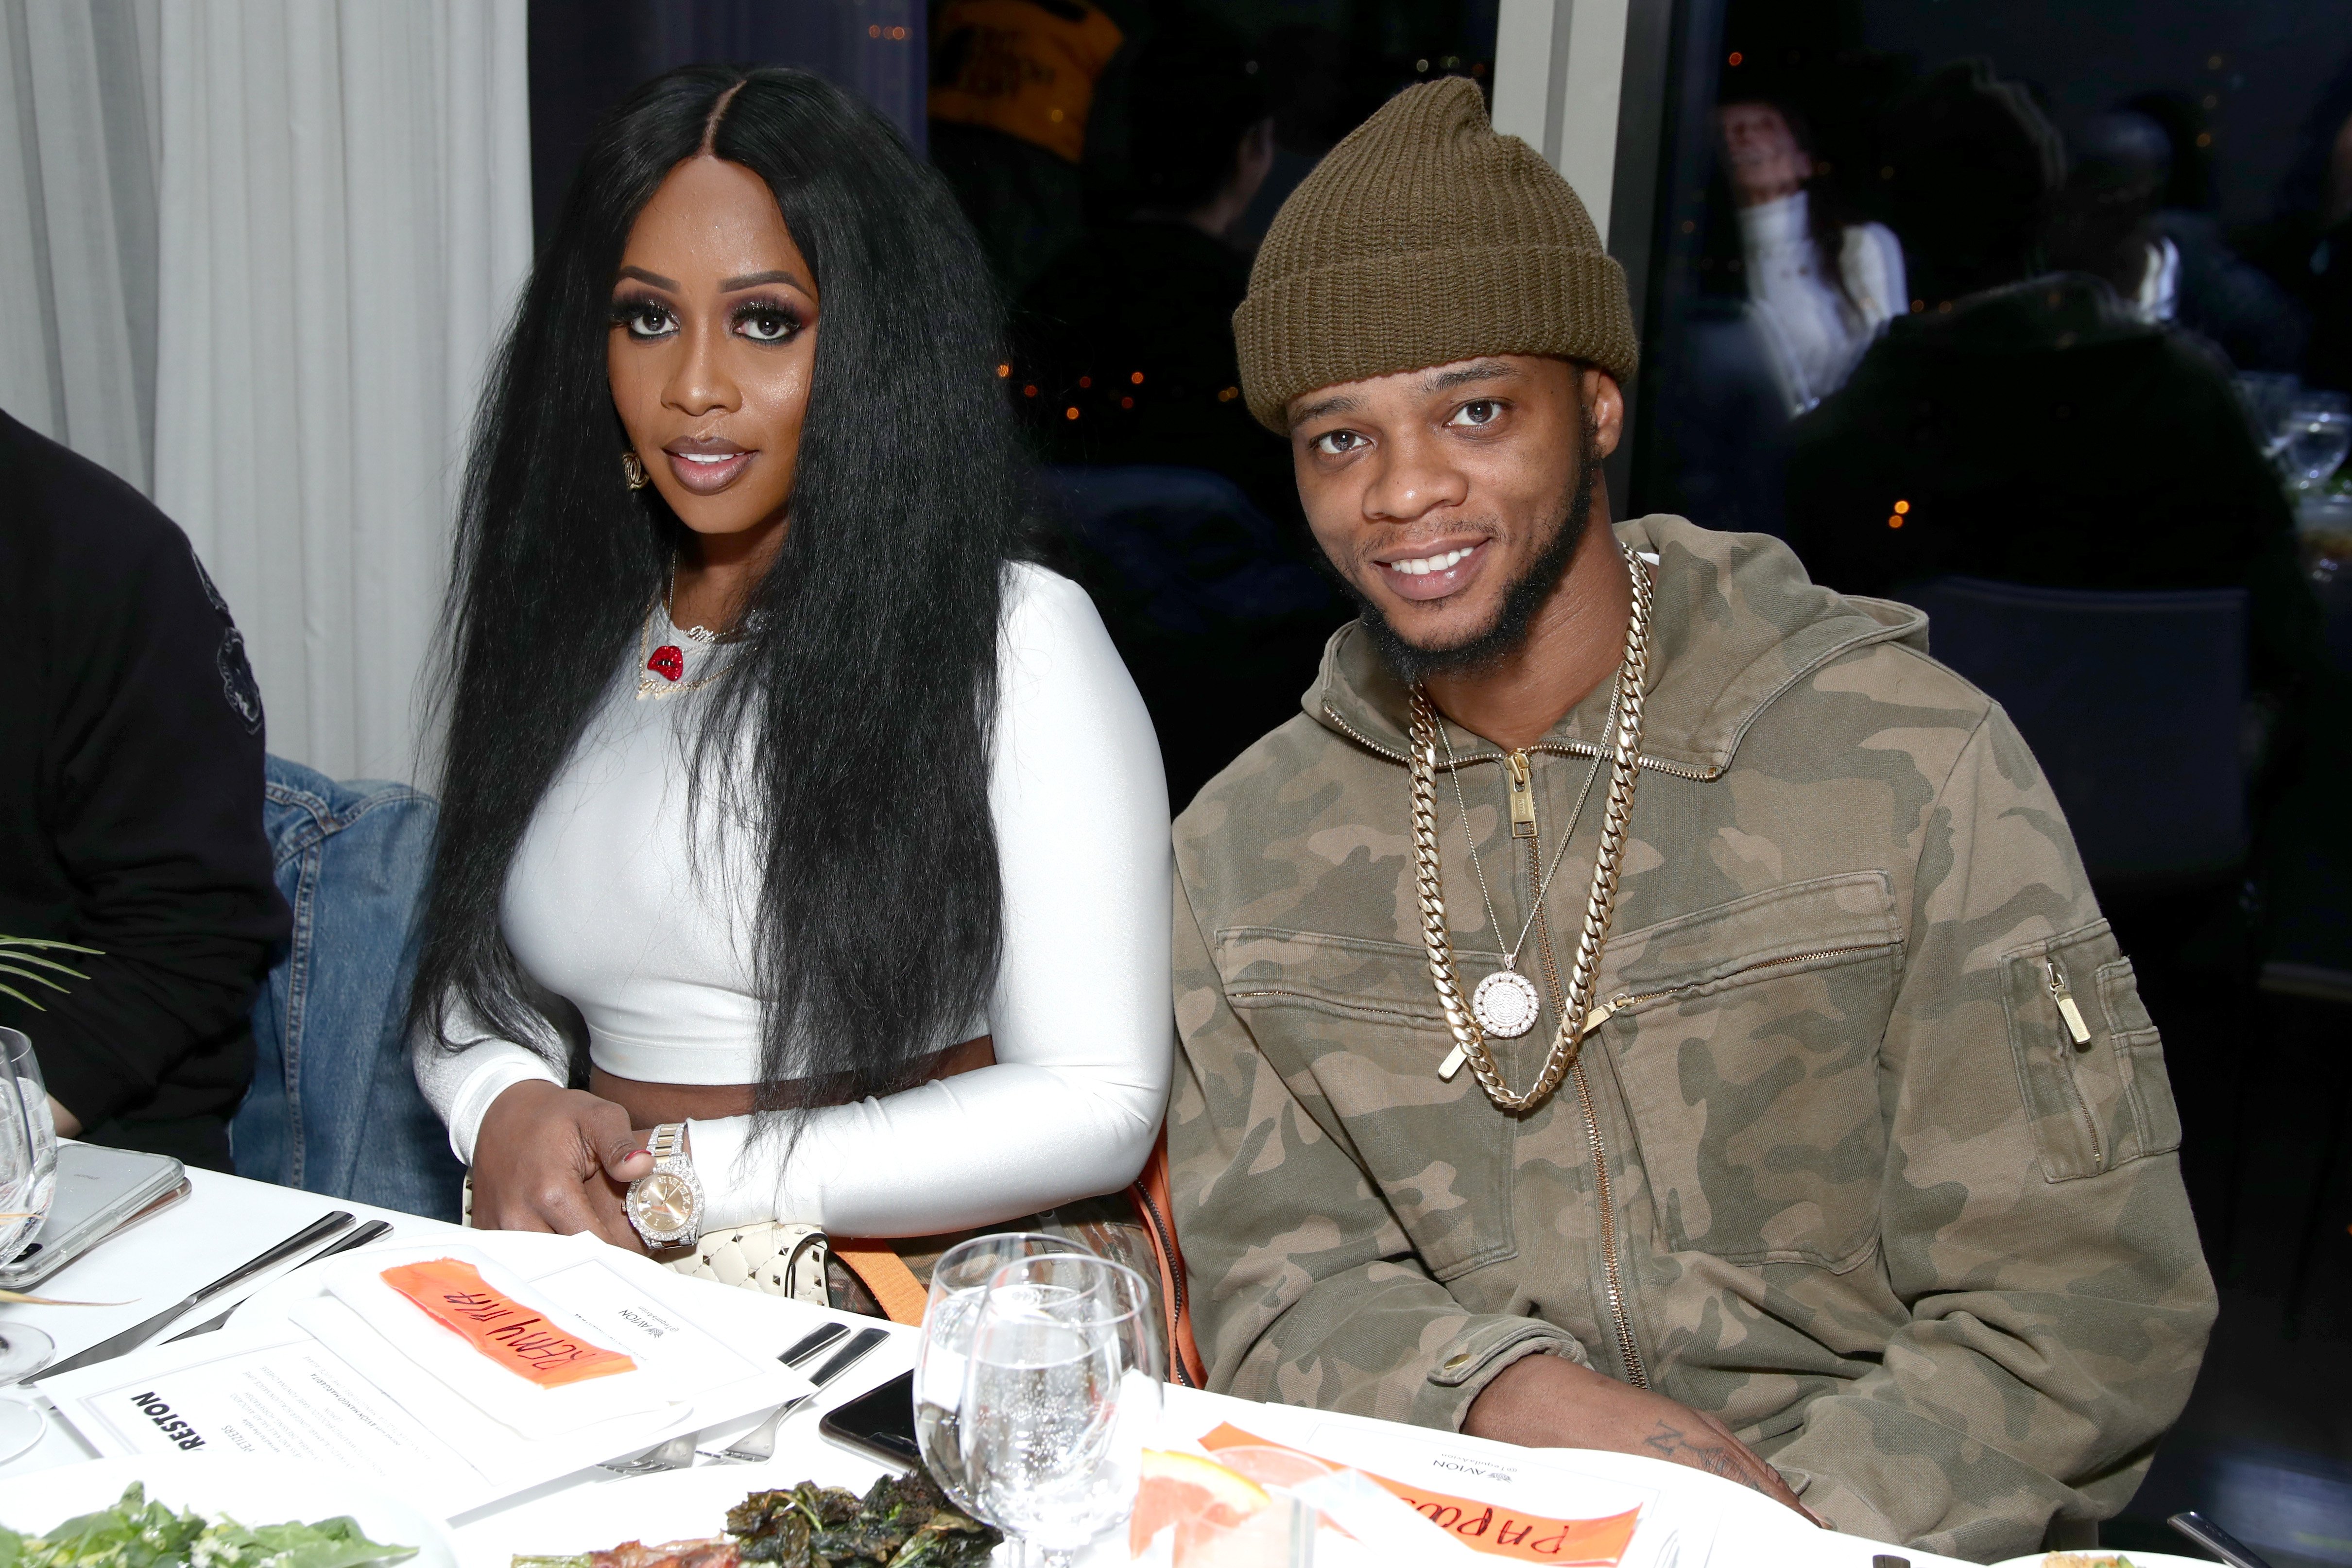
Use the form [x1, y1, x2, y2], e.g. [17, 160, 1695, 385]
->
[637, 560, 769, 700]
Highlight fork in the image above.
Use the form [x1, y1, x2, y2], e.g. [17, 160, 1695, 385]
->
[601, 1432, 699, 1477]
[707, 1325, 890, 1465]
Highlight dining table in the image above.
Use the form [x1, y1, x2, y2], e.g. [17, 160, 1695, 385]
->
[0, 1159, 1977, 1568]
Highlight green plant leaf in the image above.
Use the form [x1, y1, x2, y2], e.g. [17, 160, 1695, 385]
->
[0, 955, 87, 982]
[0, 966, 71, 995]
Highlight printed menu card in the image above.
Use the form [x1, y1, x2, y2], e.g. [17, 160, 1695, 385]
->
[36, 1235, 816, 1519]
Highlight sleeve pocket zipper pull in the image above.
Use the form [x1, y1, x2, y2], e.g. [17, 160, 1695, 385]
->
[2045, 959, 2092, 1047]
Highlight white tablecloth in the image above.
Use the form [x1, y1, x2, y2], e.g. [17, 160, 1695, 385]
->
[0, 1166, 1968, 1568]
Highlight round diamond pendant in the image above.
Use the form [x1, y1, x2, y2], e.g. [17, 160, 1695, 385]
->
[1472, 968, 1542, 1038]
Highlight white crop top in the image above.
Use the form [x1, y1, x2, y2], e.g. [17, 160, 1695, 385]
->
[410, 564, 1175, 1235]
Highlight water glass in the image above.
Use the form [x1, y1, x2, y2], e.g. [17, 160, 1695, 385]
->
[0, 1029, 60, 1461]
[915, 1231, 1094, 1516]
[2237, 371, 2300, 464]
[2283, 390, 2352, 489]
[960, 1254, 1164, 1568]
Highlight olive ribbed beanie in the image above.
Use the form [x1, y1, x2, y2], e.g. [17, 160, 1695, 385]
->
[1232, 77, 1638, 432]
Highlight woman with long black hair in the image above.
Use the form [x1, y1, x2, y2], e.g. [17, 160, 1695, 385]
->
[408, 66, 1170, 1269]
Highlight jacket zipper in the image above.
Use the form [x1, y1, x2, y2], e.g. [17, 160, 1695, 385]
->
[1228, 988, 1420, 1024]
[1576, 942, 1896, 1035]
[2045, 958, 2104, 1169]
[1506, 750, 1539, 836]
[1319, 703, 1723, 782]
[1568, 938, 1894, 1389]
[1129, 1182, 1198, 1387]
[1571, 1056, 1648, 1389]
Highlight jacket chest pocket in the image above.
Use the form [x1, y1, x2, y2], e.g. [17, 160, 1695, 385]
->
[1215, 926, 1517, 1283]
[1597, 872, 1903, 1268]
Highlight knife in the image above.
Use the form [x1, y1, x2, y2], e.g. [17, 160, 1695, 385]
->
[805, 1325, 890, 1389]
[2170, 1512, 2275, 1568]
[777, 1320, 849, 1366]
[162, 1217, 395, 1343]
[39, 1210, 355, 1378]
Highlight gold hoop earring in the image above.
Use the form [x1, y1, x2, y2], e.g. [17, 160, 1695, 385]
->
[620, 450, 650, 491]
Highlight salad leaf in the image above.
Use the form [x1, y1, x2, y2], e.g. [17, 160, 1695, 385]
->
[3, 1484, 413, 1568]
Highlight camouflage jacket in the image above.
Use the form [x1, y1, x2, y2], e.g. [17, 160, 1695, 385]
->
[1168, 517, 2215, 1560]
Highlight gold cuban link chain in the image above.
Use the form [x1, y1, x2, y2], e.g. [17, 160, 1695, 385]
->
[1408, 543, 1654, 1113]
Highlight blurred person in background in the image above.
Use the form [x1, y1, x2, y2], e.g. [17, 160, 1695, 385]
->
[0, 412, 287, 1171]
[1718, 97, 1906, 412]
[927, 0, 1138, 297]
[1013, 13, 1347, 810]
[1784, 58, 2315, 690]
[1647, 84, 1906, 541]
[2124, 90, 2307, 374]
[2046, 111, 2183, 324]
[2245, 55, 2352, 393]
[1017, 13, 1284, 514]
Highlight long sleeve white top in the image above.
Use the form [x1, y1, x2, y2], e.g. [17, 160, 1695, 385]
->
[411, 563, 1174, 1235]
[1736, 191, 1906, 412]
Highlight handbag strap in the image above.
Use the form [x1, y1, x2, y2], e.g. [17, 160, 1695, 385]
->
[1128, 1128, 1206, 1388]
[828, 1238, 929, 1326]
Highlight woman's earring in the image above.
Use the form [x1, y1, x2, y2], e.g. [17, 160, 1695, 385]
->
[620, 450, 650, 491]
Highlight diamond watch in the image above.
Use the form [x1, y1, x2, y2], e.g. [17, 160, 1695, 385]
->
[625, 1122, 704, 1249]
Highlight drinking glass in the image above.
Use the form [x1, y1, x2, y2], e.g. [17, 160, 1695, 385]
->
[960, 1255, 1164, 1568]
[0, 1029, 60, 1461]
[2283, 391, 2352, 489]
[2237, 371, 2300, 465]
[915, 1231, 1093, 1516]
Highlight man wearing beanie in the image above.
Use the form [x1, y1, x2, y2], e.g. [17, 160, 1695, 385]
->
[1167, 78, 2212, 1559]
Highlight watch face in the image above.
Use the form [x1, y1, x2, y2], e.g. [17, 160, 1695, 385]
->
[629, 1169, 698, 1237]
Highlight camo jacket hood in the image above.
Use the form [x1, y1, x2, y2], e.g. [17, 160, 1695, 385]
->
[1167, 516, 2215, 1561]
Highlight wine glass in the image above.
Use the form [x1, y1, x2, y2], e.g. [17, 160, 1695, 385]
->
[0, 1029, 60, 1461]
[2283, 391, 2352, 491]
[960, 1255, 1163, 1568]
[915, 1231, 1094, 1516]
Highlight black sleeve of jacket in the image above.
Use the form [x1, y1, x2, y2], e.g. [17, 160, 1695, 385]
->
[0, 423, 287, 1125]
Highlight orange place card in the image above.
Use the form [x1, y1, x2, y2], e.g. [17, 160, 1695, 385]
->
[1200, 1424, 1642, 1566]
[379, 1258, 637, 1388]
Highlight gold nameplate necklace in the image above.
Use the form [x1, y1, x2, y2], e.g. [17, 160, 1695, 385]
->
[1408, 541, 1653, 1113]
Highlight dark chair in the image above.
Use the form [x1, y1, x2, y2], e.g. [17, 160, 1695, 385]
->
[1904, 577, 2249, 883]
[1043, 465, 1342, 810]
[1043, 465, 1332, 636]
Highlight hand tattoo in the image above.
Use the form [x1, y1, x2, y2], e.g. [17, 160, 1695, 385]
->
[1641, 1419, 1768, 1495]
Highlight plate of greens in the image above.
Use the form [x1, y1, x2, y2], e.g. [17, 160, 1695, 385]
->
[0, 1455, 455, 1568]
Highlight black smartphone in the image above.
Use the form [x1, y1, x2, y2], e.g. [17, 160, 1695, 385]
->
[818, 1369, 922, 1465]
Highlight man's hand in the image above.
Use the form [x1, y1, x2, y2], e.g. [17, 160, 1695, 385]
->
[1464, 1353, 1815, 1520]
[470, 1081, 654, 1252]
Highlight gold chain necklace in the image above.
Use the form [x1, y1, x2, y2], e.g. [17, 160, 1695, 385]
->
[1435, 694, 1607, 1039]
[1409, 542, 1653, 1112]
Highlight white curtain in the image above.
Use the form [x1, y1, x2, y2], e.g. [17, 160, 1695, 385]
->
[0, 0, 162, 491]
[155, 0, 533, 782]
[0, 0, 531, 783]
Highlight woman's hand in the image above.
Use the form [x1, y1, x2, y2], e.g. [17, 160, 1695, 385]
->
[470, 1080, 655, 1252]
[1464, 1353, 1817, 1520]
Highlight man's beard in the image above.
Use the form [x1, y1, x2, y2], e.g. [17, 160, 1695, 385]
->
[1347, 416, 1601, 686]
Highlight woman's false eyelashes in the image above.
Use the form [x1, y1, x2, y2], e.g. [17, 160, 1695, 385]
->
[606, 292, 808, 344]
